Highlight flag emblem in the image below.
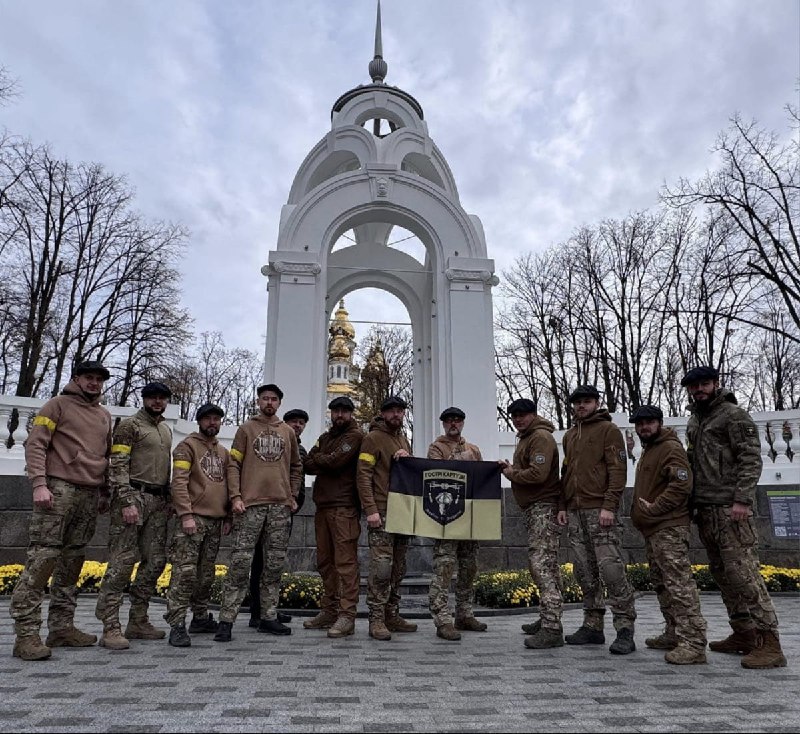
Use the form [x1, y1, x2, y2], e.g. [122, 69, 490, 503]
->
[423, 469, 466, 525]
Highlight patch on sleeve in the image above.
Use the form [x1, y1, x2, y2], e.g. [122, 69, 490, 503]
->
[676, 468, 689, 482]
[534, 454, 546, 464]
[619, 450, 627, 462]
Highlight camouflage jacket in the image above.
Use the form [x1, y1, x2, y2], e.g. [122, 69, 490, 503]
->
[109, 408, 172, 506]
[686, 389, 762, 507]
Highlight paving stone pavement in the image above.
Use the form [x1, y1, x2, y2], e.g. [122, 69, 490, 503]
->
[0, 594, 798, 733]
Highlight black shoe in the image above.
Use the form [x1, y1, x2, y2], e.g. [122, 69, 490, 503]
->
[248, 617, 260, 629]
[213, 621, 232, 642]
[565, 625, 606, 645]
[277, 611, 292, 623]
[188, 613, 219, 634]
[609, 628, 636, 655]
[169, 624, 191, 648]
[258, 619, 292, 636]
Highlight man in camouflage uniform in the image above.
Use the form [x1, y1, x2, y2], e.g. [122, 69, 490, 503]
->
[683, 366, 787, 669]
[163, 403, 231, 647]
[427, 407, 488, 641]
[10, 360, 112, 660]
[214, 384, 302, 642]
[94, 381, 173, 649]
[630, 405, 707, 665]
[357, 395, 416, 641]
[499, 399, 566, 649]
[248, 407, 308, 628]
[562, 385, 637, 655]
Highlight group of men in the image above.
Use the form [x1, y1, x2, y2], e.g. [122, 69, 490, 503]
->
[8, 360, 787, 671]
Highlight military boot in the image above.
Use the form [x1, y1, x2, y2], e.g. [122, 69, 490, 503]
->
[327, 616, 355, 639]
[436, 624, 462, 641]
[369, 621, 392, 641]
[565, 625, 605, 645]
[709, 629, 758, 655]
[521, 619, 541, 635]
[524, 626, 564, 649]
[99, 625, 130, 650]
[303, 611, 338, 630]
[645, 632, 678, 650]
[741, 631, 788, 669]
[188, 613, 218, 634]
[169, 623, 191, 648]
[665, 644, 707, 665]
[258, 619, 291, 636]
[609, 628, 636, 655]
[385, 615, 418, 633]
[13, 635, 51, 661]
[125, 617, 166, 640]
[46, 626, 97, 647]
[455, 616, 488, 632]
[213, 621, 232, 642]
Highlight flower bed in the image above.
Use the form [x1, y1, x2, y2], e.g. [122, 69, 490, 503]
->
[0, 562, 797, 609]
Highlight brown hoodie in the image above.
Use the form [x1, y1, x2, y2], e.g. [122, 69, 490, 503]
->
[631, 427, 693, 538]
[508, 417, 563, 509]
[227, 413, 302, 508]
[171, 432, 230, 519]
[25, 379, 112, 490]
[356, 423, 411, 516]
[304, 419, 364, 509]
[427, 435, 483, 462]
[562, 408, 627, 512]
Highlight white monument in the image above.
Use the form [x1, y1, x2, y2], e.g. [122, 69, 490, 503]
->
[262, 2, 498, 455]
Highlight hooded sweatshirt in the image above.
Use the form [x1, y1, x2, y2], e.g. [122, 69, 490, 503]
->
[25, 379, 112, 490]
[508, 416, 563, 509]
[562, 408, 627, 512]
[356, 423, 411, 517]
[171, 432, 230, 518]
[427, 435, 483, 462]
[227, 413, 302, 508]
[686, 389, 762, 507]
[304, 418, 364, 508]
[631, 427, 692, 537]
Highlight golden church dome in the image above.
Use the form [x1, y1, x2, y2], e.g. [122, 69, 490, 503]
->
[329, 334, 351, 360]
[329, 299, 356, 341]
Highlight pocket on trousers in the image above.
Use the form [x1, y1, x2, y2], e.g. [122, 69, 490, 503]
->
[29, 510, 64, 545]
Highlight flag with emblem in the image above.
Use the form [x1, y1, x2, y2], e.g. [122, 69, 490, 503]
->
[385, 457, 502, 539]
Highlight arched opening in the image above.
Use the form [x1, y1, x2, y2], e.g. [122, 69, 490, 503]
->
[330, 226, 427, 266]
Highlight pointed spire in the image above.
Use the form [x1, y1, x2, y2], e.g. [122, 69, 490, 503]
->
[369, 0, 388, 84]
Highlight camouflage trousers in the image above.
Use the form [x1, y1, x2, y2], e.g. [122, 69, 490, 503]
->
[95, 492, 169, 628]
[163, 515, 223, 627]
[10, 478, 99, 637]
[219, 503, 290, 624]
[523, 503, 564, 631]
[645, 525, 707, 651]
[428, 539, 479, 627]
[567, 507, 637, 631]
[696, 505, 779, 633]
[367, 519, 409, 622]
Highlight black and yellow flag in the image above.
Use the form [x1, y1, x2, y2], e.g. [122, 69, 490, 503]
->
[385, 457, 502, 540]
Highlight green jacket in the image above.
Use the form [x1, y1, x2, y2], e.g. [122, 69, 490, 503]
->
[109, 408, 172, 506]
[686, 389, 762, 507]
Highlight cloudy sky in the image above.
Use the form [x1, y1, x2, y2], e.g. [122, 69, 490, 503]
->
[1, 0, 797, 358]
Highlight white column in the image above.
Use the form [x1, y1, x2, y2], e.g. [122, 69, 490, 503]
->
[9, 408, 30, 456]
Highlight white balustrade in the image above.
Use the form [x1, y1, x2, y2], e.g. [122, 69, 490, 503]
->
[2, 393, 798, 485]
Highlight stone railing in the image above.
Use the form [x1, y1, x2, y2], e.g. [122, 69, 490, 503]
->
[1, 396, 798, 485]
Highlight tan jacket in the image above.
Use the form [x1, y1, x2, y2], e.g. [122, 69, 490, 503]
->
[25, 380, 112, 490]
[508, 417, 563, 509]
[427, 435, 483, 462]
[304, 419, 364, 509]
[356, 424, 411, 516]
[562, 409, 627, 512]
[109, 408, 172, 506]
[227, 413, 302, 508]
[171, 432, 230, 519]
[631, 428, 693, 538]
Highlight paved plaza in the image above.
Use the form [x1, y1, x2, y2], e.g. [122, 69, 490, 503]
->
[0, 594, 797, 733]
